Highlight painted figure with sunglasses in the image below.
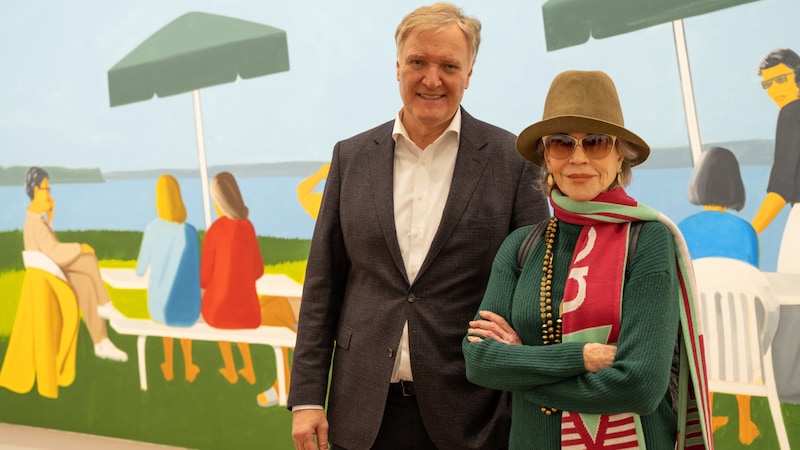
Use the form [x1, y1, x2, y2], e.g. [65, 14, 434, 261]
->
[463, 70, 713, 449]
[753, 48, 800, 274]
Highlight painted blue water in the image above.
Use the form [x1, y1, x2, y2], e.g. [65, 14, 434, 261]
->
[0, 177, 319, 241]
[0, 168, 789, 271]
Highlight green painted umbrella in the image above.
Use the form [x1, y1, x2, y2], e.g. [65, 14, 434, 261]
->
[107, 11, 290, 227]
[541, 0, 762, 166]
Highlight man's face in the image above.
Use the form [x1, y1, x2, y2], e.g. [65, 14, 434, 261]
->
[762, 63, 799, 108]
[396, 23, 474, 142]
[30, 177, 54, 213]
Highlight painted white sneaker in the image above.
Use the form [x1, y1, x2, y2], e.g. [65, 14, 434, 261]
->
[94, 338, 128, 362]
[97, 303, 115, 318]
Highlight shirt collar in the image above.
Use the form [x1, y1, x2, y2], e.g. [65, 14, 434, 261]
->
[392, 108, 462, 146]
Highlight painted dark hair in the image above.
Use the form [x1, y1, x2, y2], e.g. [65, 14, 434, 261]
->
[687, 147, 745, 211]
[24, 166, 49, 200]
[758, 48, 800, 83]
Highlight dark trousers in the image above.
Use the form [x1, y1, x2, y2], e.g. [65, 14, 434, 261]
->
[332, 391, 437, 450]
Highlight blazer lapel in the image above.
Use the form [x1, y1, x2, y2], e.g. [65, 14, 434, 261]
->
[416, 111, 489, 281]
[367, 128, 410, 284]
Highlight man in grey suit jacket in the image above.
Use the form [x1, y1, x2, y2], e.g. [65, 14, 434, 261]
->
[288, 4, 549, 449]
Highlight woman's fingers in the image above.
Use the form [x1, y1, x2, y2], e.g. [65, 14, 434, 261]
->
[468, 312, 521, 345]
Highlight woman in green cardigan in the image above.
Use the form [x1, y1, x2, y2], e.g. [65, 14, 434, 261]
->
[463, 70, 713, 450]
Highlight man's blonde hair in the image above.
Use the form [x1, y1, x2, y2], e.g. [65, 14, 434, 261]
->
[395, 2, 481, 64]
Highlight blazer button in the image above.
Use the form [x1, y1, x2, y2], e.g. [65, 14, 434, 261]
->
[407, 293, 418, 303]
[388, 348, 394, 358]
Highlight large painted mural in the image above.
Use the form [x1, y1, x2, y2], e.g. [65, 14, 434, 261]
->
[0, 0, 798, 449]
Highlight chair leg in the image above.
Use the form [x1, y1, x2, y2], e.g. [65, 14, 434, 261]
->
[767, 394, 791, 449]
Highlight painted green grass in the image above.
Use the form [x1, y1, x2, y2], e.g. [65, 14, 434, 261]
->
[0, 260, 300, 449]
[0, 229, 309, 449]
[712, 393, 800, 449]
[0, 327, 294, 449]
[0, 229, 311, 273]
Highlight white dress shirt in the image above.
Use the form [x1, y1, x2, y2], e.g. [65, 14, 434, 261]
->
[389, 108, 461, 382]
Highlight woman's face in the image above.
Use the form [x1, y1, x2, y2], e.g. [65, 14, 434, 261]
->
[544, 132, 623, 202]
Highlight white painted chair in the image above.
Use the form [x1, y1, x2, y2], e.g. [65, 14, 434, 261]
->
[22, 250, 68, 281]
[693, 257, 790, 449]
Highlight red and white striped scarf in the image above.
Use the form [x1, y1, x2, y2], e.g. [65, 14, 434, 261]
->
[551, 187, 713, 450]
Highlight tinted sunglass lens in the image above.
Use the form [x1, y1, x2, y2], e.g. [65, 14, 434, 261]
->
[763, 74, 790, 89]
[583, 135, 613, 155]
[545, 135, 576, 158]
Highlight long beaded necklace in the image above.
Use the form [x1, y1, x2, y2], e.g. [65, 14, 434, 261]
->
[539, 216, 562, 415]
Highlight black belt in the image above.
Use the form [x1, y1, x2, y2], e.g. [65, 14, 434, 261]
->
[388, 380, 415, 397]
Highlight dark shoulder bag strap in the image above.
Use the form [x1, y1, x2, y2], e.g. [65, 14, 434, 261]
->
[516, 218, 551, 272]
[625, 221, 643, 277]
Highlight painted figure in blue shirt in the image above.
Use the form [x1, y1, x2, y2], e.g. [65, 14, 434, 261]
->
[678, 146, 761, 444]
[136, 174, 201, 382]
[679, 146, 758, 267]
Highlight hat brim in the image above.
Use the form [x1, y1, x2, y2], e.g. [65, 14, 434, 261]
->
[516, 115, 650, 167]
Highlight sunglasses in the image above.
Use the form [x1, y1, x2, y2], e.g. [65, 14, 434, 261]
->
[542, 134, 617, 160]
[761, 73, 793, 89]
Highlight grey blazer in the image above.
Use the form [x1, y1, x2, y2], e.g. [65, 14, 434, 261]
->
[288, 108, 550, 450]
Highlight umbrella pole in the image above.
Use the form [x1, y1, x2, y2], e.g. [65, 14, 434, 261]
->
[672, 19, 703, 167]
[193, 89, 213, 229]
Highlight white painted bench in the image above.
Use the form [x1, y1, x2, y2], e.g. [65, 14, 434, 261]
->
[99, 268, 300, 406]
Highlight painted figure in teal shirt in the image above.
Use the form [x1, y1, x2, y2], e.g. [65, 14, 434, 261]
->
[136, 174, 201, 382]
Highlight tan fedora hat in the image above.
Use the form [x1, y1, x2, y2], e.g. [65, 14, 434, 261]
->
[516, 70, 650, 167]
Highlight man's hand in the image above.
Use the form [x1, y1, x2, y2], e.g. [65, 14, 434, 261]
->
[467, 310, 522, 345]
[292, 409, 330, 450]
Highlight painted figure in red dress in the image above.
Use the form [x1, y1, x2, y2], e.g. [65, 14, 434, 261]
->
[201, 171, 263, 385]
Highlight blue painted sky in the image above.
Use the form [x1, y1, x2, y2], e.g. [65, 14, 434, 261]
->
[1, 0, 796, 172]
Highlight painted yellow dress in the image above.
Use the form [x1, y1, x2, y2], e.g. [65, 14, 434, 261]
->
[0, 252, 79, 398]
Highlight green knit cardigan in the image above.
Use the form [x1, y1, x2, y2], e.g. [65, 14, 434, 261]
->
[463, 220, 680, 450]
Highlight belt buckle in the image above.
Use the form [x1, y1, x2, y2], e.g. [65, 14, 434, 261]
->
[399, 380, 413, 397]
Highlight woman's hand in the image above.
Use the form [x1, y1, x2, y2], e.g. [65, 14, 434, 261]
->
[467, 310, 522, 345]
[583, 343, 617, 372]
